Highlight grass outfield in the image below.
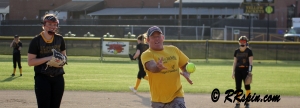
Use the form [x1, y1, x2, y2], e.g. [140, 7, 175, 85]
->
[0, 55, 299, 96]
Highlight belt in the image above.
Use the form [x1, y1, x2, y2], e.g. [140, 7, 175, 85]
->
[238, 65, 248, 68]
[36, 73, 61, 77]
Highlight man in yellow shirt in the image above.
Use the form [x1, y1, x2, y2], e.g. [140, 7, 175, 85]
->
[141, 26, 193, 108]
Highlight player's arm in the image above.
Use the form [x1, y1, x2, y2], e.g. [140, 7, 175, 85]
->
[248, 49, 253, 72]
[174, 46, 193, 84]
[249, 56, 253, 66]
[133, 49, 140, 59]
[231, 57, 237, 79]
[145, 61, 164, 73]
[27, 37, 52, 66]
[180, 63, 193, 85]
[175, 46, 189, 74]
[60, 37, 67, 57]
[27, 53, 52, 66]
[248, 56, 253, 72]
[60, 50, 67, 64]
[10, 40, 14, 48]
[18, 43, 22, 50]
[232, 57, 237, 74]
[60, 50, 67, 56]
[179, 63, 188, 72]
[145, 57, 166, 73]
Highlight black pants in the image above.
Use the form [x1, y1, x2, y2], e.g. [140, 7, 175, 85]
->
[235, 67, 251, 91]
[137, 60, 146, 79]
[34, 74, 65, 108]
[13, 53, 22, 68]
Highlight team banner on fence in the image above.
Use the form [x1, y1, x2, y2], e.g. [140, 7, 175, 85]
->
[102, 41, 129, 55]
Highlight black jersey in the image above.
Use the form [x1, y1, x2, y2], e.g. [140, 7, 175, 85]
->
[12, 42, 22, 54]
[136, 43, 149, 60]
[234, 48, 253, 67]
[28, 33, 66, 75]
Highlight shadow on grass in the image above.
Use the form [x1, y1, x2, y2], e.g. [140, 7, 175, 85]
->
[1, 76, 20, 82]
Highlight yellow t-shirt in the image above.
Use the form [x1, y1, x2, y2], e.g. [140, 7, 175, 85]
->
[141, 45, 189, 103]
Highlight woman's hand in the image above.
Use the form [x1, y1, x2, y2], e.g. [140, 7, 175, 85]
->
[232, 72, 235, 79]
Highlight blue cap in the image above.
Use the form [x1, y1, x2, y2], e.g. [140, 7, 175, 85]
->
[147, 26, 163, 37]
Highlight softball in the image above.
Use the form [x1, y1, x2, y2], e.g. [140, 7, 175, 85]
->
[186, 62, 196, 73]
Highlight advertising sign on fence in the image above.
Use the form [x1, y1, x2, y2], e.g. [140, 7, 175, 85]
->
[102, 41, 129, 55]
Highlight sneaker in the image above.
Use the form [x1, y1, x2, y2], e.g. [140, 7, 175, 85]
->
[129, 86, 137, 93]
[11, 74, 15, 76]
[20, 74, 22, 76]
[235, 103, 240, 108]
[245, 102, 250, 108]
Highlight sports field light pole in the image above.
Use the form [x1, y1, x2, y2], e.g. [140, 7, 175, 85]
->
[178, 0, 182, 39]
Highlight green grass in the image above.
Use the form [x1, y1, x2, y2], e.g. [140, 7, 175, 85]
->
[0, 55, 300, 96]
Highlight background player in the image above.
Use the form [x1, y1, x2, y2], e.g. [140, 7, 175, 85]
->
[129, 34, 149, 93]
[232, 36, 253, 108]
[27, 14, 67, 108]
[10, 35, 22, 76]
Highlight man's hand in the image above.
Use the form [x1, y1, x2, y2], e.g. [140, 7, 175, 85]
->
[156, 57, 167, 70]
[180, 71, 193, 85]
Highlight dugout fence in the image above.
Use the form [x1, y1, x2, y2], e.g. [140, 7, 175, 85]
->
[1, 36, 300, 62]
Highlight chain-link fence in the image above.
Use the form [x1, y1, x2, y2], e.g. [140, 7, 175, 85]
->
[1, 25, 288, 41]
[224, 26, 287, 41]
[1, 37, 300, 61]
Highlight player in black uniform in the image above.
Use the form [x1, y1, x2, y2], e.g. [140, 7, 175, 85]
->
[232, 36, 253, 108]
[129, 34, 149, 93]
[27, 14, 67, 108]
[10, 35, 22, 76]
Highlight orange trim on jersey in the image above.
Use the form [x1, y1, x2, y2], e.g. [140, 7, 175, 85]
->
[40, 32, 54, 43]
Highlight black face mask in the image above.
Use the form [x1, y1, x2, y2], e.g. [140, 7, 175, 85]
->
[240, 45, 245, 47]
[48, 31, 55, 35]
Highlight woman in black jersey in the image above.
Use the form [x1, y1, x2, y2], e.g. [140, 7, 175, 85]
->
[232, 36, 253, 108]
[10, 35, 22, 76]
[129, 34, 149, 93]
[27, 14, 67, 108]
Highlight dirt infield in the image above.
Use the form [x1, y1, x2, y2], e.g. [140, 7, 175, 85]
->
[0, 90, 299, 108]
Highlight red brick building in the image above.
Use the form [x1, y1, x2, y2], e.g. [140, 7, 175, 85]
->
[7, 0, 300, 29]
[9, 0, 70, 20]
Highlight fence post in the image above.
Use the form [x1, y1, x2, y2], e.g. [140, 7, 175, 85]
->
[65, 38, 68, 55]
[100, 37, 104, 63]
[196, 26, 198, 40]
[131, 25, 133, 34]
[224, 25, 227, 40]
[276, 44, 278, 64]
[231, 27, 234, 41]
[205, 39, 209, 63]
[201, 24, 205, 40]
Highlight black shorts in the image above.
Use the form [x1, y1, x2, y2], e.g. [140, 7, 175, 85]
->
[137, 61, 146, 79]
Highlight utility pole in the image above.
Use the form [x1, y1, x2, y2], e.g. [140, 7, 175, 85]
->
[249, 13, 251, 40]
[295, 0, 298, 17]
[178, 0, 182, 39]
[267, 4, 270, 41]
